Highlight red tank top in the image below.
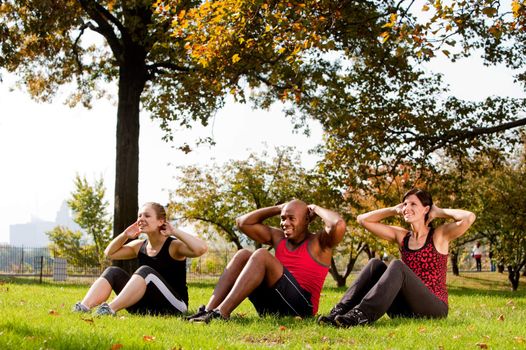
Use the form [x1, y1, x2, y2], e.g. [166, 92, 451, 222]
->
[275, 238, 330, 314]
[400, 229, 449, 305]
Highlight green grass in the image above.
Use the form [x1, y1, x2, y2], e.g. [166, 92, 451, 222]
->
[0, 272, 525, 349]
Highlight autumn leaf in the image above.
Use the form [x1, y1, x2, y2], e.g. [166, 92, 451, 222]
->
[48, 309, 59, 316]
[512, 0, 521, 18]
[515, 336, 525, 344]
[111, 344, 123, 350]
[506, 300, 515, 306]
[422, 4, 430, 11]
[279, 326, 287, 331]
[476, 343, 488, 349]
[380, 31, 390, 43]
[482, 7, 498, 17]
[232, 54, 241, 63]
[143, 335, 156, 342]
[497, 314, 505, 321]
[81, 317, 94, 323]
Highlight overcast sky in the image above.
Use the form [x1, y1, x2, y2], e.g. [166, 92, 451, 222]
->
[1, 53, 524, 244]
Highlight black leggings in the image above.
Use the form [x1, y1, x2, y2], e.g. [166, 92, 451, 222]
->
[337, 258, 448, 322]
[101, 265, 187, 315]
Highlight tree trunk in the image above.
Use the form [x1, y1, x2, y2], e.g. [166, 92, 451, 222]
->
[507, 266, 520, 291]
[450, 249, 460, 276]
[329, 257, 346, 288]
[328, 255, 357, 288]
[112, 59, 147, 273]
[498, 263, 505, 273]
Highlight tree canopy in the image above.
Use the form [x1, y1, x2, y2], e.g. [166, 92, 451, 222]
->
[2, 0, 526, 244]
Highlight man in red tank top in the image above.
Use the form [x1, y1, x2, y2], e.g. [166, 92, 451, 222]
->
[187, 199, 346, 323]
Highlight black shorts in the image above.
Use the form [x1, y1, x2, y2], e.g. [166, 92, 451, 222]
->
[101, 265, 187, 315]
[248, 267, 313, 317]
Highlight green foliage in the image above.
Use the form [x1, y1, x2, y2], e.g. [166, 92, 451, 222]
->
[46, 175, 111, 267]
[46, 226, 99, 268]
[67, 174, 112, 265]
[169, 147, 322, 248]
[470, 148, 526, 290]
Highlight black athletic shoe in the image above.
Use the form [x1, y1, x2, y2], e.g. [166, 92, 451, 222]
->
[185, 305, 207, 321]
[189, 309, 226, 324]
[334, 308, 369, 328]
[317, 304, 347, 326]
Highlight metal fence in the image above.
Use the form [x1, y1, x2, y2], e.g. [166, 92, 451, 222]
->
[0, 245, 236, 284]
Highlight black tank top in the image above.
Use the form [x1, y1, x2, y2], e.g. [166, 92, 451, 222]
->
[138, 236, 188, 304]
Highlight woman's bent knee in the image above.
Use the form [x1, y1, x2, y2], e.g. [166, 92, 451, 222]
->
[134, 265, 156, 279]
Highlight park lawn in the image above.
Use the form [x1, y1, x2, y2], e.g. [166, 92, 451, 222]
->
[0, 272, 525, 350]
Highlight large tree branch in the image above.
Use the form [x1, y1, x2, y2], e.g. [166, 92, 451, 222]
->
[77, 0, 124, 63]
[147, 61, 192, 74]
[419, 117, 526, 154]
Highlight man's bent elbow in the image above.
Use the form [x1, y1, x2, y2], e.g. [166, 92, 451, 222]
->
[334, 218, 346, 235]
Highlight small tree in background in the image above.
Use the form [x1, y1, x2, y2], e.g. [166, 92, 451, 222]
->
[47, 175, 112, 267]
[46, 226, 99, 268]
[68, 174, 112, 265]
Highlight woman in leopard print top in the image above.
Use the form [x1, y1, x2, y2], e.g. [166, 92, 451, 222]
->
[318, 188, 476, 327]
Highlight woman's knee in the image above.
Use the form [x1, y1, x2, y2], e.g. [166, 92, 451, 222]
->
[134, 265, 157, 279]
[387, 259, 405, 270]
[366, 257, 386, 271]
[101, 266, 128, 283]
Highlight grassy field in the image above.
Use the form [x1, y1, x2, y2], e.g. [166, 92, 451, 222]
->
[0, 272, 525, 349]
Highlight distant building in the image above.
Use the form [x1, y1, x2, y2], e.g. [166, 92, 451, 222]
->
[9, 201, 81, 247]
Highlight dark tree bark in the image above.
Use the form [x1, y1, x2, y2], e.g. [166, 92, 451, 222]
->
[329, 255, 358, 288]
[508, 266, 520, 291]
[450, 248, 460, 276]
[112, 47, 148, 273]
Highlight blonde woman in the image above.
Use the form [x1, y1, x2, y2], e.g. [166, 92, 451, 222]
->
[73, 202, 207, 316]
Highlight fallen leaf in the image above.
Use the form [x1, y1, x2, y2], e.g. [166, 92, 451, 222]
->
[388, 332, 396, 338]
[497, 314, 504, 321]
[514, 336, 525, 344]
[321, 336, 329, 342]
[81, 317, 94, 323]
[111, 344, 123, 350]
[483, 335, 491, 340]
[476, 343, 488, 349]
[48, 310, 59, 316]
[453, 335, 461, 340]
[506, 300, 515, 306]
[438, 346, 444, 350]
[418, 327, 427, 333]
[143, 335, 155, 342]
[294, 316, 303, 320]
[279, 326, 287, 331]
